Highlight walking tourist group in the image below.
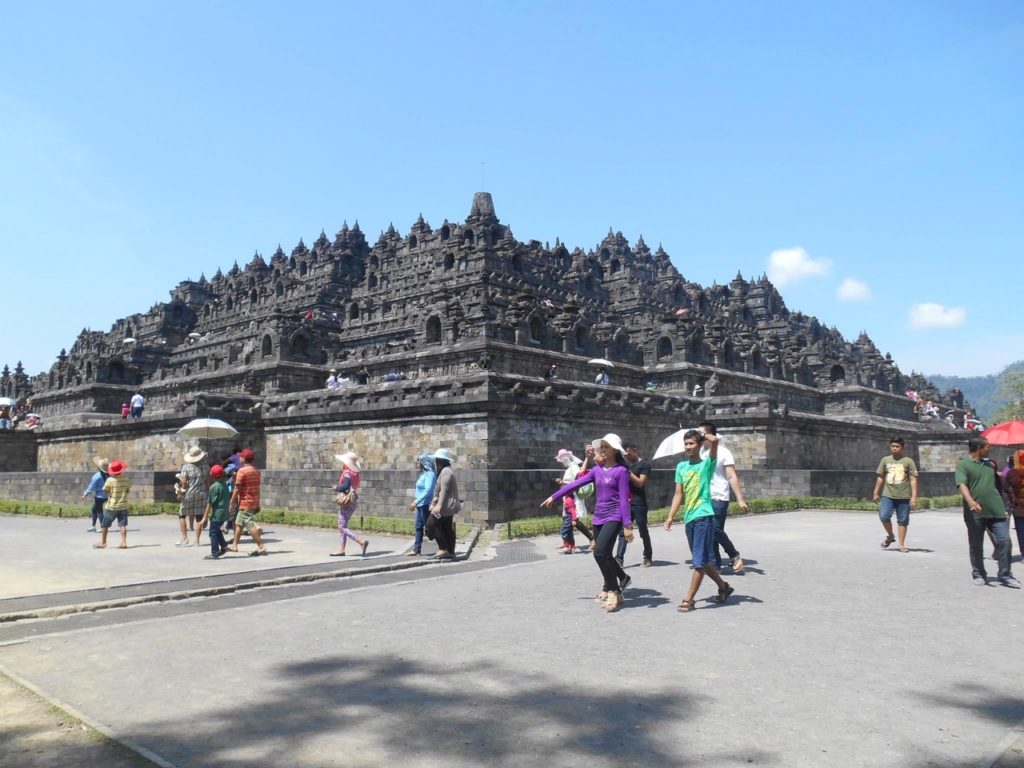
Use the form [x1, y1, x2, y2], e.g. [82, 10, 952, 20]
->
[81, 424, 1021, 613]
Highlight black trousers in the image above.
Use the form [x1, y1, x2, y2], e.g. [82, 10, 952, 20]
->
[434, 515, 456, 554]
[615, 507, 652, 561]
[593, 521, 627, 592]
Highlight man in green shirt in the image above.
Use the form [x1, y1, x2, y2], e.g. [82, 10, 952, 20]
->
[872, 436, 918, 553]
[955, 436, 1019, 588]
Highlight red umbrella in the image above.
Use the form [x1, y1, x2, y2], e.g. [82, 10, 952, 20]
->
[981, 420, 1024, 446]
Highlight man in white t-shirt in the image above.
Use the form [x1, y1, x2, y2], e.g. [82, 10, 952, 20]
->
[698, 421, 750, 573]
[129, 391, 145, 419]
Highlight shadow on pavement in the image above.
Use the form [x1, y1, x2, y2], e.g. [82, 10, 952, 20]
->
[128, 654, 778, 767]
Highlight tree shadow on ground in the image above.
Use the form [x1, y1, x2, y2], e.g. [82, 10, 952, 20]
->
[128, 654, 779, 767]
[901, 682, 1024, 768]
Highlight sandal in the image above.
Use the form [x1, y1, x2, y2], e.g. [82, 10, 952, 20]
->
[677, 599, 694, 613]
[899, 547, 909, 553]
[716, 583, 735, 603]
[881, 535, 895, 549]
[602, 591, 623, 612]
[595, 591, 609, 603]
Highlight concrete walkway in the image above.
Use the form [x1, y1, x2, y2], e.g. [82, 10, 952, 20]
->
[1, 509, 1023, 767]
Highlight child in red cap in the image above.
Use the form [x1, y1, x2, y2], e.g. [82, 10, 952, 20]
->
[198, 464, 230, 559]
[94, 460, 130, 549]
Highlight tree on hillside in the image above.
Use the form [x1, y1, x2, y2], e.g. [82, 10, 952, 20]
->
[989, 369, 1024, 423]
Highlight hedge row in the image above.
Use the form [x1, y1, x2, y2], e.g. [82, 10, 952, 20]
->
[497, 494, 965, 540]
[0, 499, 476, 538]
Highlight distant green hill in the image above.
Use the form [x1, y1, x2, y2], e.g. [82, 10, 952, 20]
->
[927, 361, 1024, 423]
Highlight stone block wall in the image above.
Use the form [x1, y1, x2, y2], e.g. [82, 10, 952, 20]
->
[0, 471, 179, 506]
[35, 418, 265, 475]
[258, 468, 485, 523]
[0, 431, 37, 471]
[264, 417, 489, 472]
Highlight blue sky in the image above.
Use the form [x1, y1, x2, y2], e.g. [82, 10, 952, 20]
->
[2, 1, 1021, 379]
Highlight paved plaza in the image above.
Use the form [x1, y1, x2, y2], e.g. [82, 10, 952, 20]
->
[1, 509, 1022, 767]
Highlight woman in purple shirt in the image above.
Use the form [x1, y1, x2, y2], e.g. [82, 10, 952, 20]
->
[543, 433, 634, 612]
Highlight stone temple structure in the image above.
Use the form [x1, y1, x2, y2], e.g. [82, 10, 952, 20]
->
[0, 193, 966, 522]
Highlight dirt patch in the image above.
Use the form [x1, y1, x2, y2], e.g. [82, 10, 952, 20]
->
[0, 670, 157, 768]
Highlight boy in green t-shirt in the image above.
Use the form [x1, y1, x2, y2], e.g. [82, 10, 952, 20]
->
[664, 430, 733, 612]
[871, 436, 918, 553]
[198, 464, 230, 560]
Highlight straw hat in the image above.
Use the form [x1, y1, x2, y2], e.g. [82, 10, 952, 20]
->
[334, 452, 362, 472]
[92, 456, 110, 473]
[183, 446, 207, 463]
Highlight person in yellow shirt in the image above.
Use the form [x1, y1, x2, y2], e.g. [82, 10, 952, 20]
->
[94, 460, 131, 549]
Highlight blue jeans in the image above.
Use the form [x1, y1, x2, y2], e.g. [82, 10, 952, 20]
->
[209, 521, 227, 557]
[685, 515, 716, 570]
[963, 509, 1012, 580]
[90, 497, 106, 527]
[879, 496, 911, 526]
[711, 500, 739, 568]
[413, 504, 430, 553]
[101, 509, 128, 528]
[560, 513, 576, 547]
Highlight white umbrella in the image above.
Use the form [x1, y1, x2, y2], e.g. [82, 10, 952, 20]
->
[122, 337, 137, 344]
[188, 332, 202, 340]
[0, 397, 14, 407]
[652, 426, 700, 460]
[177, 418, 238, 440]
[587, 358, 614, 368]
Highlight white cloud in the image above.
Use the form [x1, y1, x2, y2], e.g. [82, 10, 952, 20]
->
[837, 277, 871, 302]
[767, 247, 830, 287]
[907, 303, 966, 330]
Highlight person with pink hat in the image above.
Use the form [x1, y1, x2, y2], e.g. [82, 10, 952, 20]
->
[94, 460, 130, 550]
[552, 449, 594, 553]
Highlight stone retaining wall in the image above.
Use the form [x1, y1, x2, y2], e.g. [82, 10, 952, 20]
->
[0, 431, 37, 472]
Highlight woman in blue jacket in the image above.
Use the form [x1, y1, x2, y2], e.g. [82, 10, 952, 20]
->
[406, 453, 436, 556]
[82, 456, 110, 533]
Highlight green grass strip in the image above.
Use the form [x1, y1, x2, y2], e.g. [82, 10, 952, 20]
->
[0, 498, 475, 538]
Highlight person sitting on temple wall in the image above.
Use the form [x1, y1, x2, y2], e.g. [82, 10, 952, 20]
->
[325, 370, 339, 390]
[545, 363, 558, 380]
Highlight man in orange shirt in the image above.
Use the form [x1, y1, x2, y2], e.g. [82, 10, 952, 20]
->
[228, 448, 268, 556]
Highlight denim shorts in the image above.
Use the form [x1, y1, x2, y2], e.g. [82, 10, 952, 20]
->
[685, 515, 716, 569]
[102, 509, 128, 528]
[879, 496, 911, 526]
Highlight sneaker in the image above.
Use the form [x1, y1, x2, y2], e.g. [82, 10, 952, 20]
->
[87, 527, 97, 533]
[1000, 577, 1021, 589]
[618, 574, 632, 591]
[973, 576, 988, 586]
[642, 558, 653, 568]
[731, 556, 745, 574]
[175, 540, 190, 547]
